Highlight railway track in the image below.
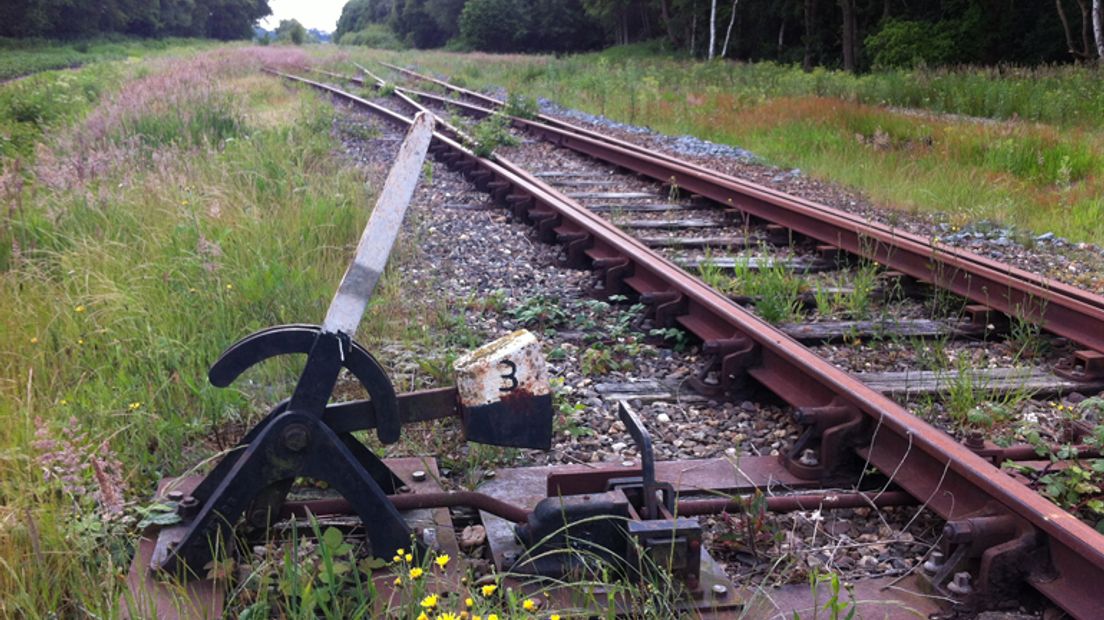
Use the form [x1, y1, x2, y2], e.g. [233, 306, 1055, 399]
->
[126, 65, 1104, 619]
[283, 66, 1104, 617]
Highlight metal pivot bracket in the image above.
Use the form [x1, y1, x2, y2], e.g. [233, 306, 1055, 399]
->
[922, 510, 1041, 612]
[688, 335, 756, 397]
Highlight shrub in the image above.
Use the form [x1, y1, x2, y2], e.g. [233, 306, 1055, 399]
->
[338, 24, 404, 50]
[459, 0, 529, 53]
[865, 19, 957, 69]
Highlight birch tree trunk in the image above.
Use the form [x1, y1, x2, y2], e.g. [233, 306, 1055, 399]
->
[721, 0, 739, 58]
[709, 0, 718, 59]
[1094, 0, 1104, 59]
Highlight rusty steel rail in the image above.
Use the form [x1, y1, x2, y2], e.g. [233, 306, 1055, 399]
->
[375, 62, 1104, 361]
[274, 70, 1104, 618]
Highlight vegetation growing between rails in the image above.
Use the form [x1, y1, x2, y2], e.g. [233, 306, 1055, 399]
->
[336, 47, 1104, 245]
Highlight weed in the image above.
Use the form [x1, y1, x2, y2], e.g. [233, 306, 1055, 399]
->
[511, 295, 569, 331]
[469, 112, 519, 157]
[649, 327, 690, 351]
[503, 92, 539, 119]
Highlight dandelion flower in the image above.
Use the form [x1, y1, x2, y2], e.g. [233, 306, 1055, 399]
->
[551, 615, 562, 620]
[481, 584, 498, 597]
[393, 577, 402, 586]
[416, 613, 429, 620]
[438, 614, 459, 620]
[405, 553, 413, 562]
[30, 337, 39, 344]
[226, 284, 233, 290]
[420, 593, 438, 609]
[409, 566, 424, 579]
[128, 402, 142, 410]
[487, 614, 499, 620]
[75, 305, 86, 313]
[523, 598, 537, 611]
[397, 548, 405, 555]
[60, 399, 68, 405]
[393, 555, 402, 563]
[77, 339, 84, 345]
[435, 554, 450, 569]
[465, 597, 474, 608]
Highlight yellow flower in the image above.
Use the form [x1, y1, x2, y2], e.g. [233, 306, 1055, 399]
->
[481, 584, 498, 597]
[438, 614, 459, 620]
[435, 554, 450, 569]
[523, 598, 537, 611]
[409, 566, 424, 579]
[393, 577, 402, 586]
[396, 548, 405, 555]
[551, 615, 561, 620]
[189, 287, 197, 293]
[417, 613, 429, 620]
[405, 553, 414, 562]
[77, 339, 84, 345]
[225, 284, 233, 290]
[128, 402, 141, 411]
[393, 555, 402, 563]
[181, 200, 189, 205]
[60, 399, 68, 405]
[30, 337, 39, 344]
[465, 597, 474, 608]
[420, 593, 438, 609]
[487, 615, 499, 620]
[75, 305, 86, 313]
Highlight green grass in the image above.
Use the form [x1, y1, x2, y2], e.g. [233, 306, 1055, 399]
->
[0, 36, 210, 81]
[0, 47, 452, 616]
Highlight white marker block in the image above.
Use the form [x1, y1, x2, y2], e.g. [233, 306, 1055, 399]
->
[453, 329, 553, 449]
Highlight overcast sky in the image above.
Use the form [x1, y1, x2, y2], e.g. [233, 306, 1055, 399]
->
[259, 0, 345, 32]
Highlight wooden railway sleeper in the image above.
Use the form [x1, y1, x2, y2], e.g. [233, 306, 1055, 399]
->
[784, 401, 865, 481]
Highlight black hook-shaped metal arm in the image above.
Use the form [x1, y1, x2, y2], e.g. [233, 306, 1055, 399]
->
[207, 324, 401, 444]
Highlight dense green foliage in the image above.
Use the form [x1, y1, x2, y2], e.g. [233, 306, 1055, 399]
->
[0, 0, 271, 40]
[0, 36, 206, 81]
[339, 0, 1102, 70]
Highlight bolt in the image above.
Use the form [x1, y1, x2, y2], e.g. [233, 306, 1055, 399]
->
[167, 490, 184, 502]
[177, 495, 199, 519]
[622, 460, 635, 467]
[922, 550, 945, 574]
[964, 431, 985, 450]
[711, 583, 728, 598]
[947, 571, 973, 596]
[798, 448, 819, 466]
[943, 520, 974, 543]
[399, 485, 412, 494]
[502, 551, 518, 564]
[484, 469, 496, 479]
[411, 470, 427, 482]
[281, 423, 310, 452]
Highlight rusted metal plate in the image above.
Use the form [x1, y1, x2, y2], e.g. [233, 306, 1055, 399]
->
[122, 478, 223, 620]
[739, 575, 945, 619]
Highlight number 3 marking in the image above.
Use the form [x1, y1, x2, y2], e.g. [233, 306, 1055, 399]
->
[499, 360, 518, 392]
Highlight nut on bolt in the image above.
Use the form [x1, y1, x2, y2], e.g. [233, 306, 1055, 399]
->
[798, 448, 819, 466]
[711, 583, 728, 598]
[176, 495, 199, 519]
[281, 423, 311, 452]
[411, 470, 427, 482]
[921, 550, 945, 574]
[947, 571, 973, 595]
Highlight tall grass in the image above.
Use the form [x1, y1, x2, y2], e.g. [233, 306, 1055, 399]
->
[0, 47, 431, 617]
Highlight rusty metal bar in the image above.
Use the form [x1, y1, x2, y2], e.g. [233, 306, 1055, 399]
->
[282, 491, 531, 524]
[272, 70, 1104, 619]
[677, 490, 916, 516]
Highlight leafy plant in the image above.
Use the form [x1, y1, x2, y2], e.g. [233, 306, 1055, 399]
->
[511, 295, 569, 331]
[503, 92, 539, 119]
[469, 111, 519, 157]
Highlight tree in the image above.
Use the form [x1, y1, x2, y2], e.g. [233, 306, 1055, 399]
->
[1095, 0, 1103, 59]
[459, 0, 529, 51]
[275, 18, 307, 44]
[839, 0, 857, 71]
[721, 0, 739, 58]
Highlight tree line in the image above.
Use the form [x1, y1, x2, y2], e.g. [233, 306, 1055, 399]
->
[337, 0, 1104, 69]
[0, 0, 272, 40]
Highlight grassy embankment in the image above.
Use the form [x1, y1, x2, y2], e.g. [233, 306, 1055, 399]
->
[0, 36, 212, 82]
[347, 46, 1104, 247]
[0, 44, 461, 616]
